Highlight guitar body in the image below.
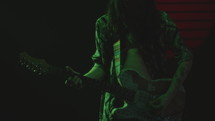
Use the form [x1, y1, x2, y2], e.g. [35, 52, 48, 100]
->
[112, 70, 185, 121]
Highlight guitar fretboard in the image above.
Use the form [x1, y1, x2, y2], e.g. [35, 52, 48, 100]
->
[79, 75, 136, 102]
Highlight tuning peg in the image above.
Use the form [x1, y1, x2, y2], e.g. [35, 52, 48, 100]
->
[32, 69, 37, 73]
[30, 67, 35, 72]
[20, 60, 25, 66]
[26, 65, 30, 68]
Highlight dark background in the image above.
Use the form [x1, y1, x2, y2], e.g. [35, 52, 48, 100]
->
[1, 1, 214, 121]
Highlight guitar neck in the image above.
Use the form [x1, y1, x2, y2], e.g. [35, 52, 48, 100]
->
[53, 66, 136, 102]
[19, 52, 136, 102]
[77, 75, 136, 102]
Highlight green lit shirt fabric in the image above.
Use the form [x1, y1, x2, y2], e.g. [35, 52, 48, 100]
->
[91, 11, 193, 121]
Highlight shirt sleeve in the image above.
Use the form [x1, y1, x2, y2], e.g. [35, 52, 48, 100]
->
[171, 29, 193, 65]
[91, 17, 105, 66]
[163, 12, 193, 65]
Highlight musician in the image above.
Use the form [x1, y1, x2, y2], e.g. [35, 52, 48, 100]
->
[65, 0, 193, 121]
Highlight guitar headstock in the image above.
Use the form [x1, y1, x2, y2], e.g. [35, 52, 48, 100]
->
[19, 52, 51, 76]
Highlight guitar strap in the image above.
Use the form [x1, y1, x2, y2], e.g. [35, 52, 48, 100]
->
[113, 40, 121, 76]
[113, 40, 125, 87]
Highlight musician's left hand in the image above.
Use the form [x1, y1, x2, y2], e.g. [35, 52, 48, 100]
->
[149, 93, 173, 115]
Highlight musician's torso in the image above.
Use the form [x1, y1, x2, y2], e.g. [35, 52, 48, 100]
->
[123, 48, 152, 81]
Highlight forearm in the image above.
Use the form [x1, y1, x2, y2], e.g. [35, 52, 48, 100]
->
[166, 60, 192, 96]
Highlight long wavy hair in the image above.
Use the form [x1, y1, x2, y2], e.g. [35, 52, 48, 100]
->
[106, 0, 162, 42]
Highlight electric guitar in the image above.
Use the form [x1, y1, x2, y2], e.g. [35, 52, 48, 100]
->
[18, 52, 185, 121]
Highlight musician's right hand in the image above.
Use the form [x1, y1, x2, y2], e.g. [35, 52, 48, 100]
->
[64, 66, 84, 89]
